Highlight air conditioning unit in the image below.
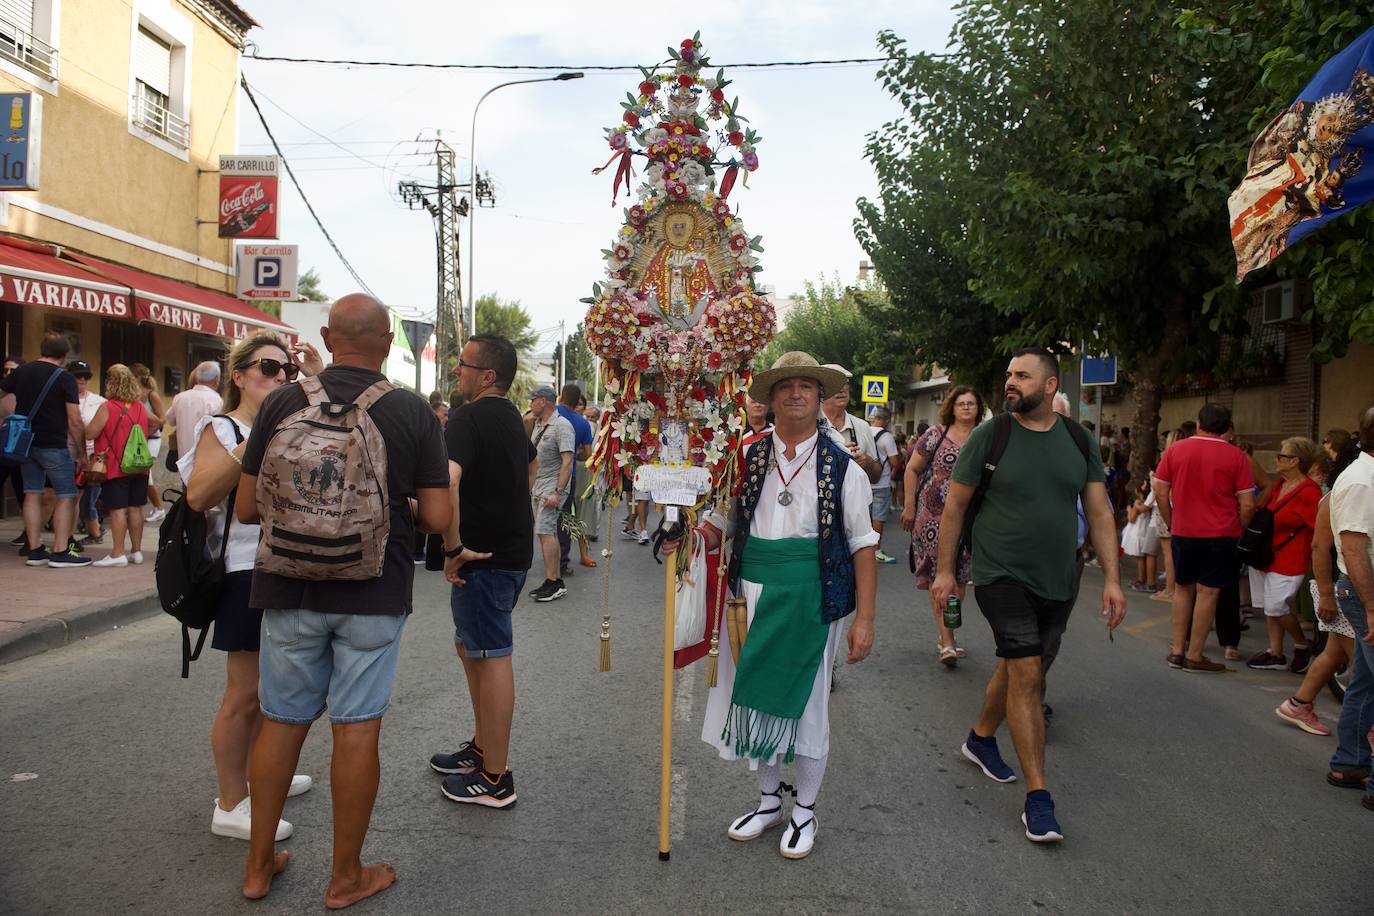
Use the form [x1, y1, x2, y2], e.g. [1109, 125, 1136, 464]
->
[1260, 280, 1303, 324]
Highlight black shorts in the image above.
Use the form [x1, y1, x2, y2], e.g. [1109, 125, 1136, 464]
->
[101, 475, 149, 510]
[1171, 536, 1237, 589]
[974, 579, 1075, 659]
[211, 570, 264, 653]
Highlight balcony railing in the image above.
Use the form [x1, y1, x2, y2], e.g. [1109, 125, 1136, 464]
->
[133, 92, 189, 149]
[0, 16, 58, 81]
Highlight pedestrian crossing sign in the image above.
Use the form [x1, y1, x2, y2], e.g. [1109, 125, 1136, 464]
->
[861, 375, 889, 404]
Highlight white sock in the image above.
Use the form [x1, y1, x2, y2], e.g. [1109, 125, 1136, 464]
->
[794, 753, 827, 809]
[756, 759, 782, 809]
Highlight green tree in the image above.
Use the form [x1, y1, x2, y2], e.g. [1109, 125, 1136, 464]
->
[860, 3, 1267, 487]
[297, 267, 329, 302]
[759, 275, 883, 400]
[475, 294, 540, 400]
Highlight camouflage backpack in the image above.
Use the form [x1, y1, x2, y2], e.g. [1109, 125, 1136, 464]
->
[255, 375, 392, 580]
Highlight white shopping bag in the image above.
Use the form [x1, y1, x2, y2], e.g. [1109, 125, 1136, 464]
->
[673, 530, 708, 651]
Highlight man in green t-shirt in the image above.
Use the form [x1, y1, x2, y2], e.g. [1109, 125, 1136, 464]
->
[931, 347, 1126, 844]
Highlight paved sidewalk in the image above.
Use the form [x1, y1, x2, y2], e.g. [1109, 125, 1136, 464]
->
[0, 515, 162, 664]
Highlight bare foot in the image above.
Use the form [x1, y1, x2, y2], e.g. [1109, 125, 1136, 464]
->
[325, 863, 397, 910]
[242, 851, 290, 900]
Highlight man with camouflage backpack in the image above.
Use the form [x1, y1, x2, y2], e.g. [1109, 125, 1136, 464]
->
[234, 294, 450, 908]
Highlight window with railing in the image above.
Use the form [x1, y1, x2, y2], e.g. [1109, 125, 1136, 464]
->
[0, 1, 58, 82]
[133, 83, 189, 148]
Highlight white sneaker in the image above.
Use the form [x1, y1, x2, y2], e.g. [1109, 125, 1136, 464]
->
[287, 774, 313, 797]
[210, 797, 292, 841]
[779, 805, 817, 859]
[727, 802, 786, 841]
[129, 551, 144, 565]
[92, 554, 128, 567]
[146, 508, 166, 524]
[637, 530, 650, 545]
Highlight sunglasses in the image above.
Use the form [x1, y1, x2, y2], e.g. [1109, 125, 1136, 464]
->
[246, 357, 300, 380]
[457, 357, 492, 373]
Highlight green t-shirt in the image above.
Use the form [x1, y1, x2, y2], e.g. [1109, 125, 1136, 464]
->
[951, 416, 1106, 601]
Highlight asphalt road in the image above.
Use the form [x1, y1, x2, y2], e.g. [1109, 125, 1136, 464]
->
[2, 524, 1369, 914]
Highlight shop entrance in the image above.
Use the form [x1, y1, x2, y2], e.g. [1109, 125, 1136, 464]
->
[100, 318, 154, 379]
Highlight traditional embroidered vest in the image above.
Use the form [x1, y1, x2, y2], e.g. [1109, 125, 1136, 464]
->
[728, 423, 856, 624]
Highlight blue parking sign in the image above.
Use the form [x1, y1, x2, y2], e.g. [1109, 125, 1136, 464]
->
[255, 257, 282, 287]
[1081, 355, 1117, 386]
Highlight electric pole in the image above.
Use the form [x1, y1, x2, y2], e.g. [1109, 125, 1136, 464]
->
[398, 136, 491, 382]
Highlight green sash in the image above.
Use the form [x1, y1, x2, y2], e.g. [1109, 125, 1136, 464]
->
[722, 536, 828, 764]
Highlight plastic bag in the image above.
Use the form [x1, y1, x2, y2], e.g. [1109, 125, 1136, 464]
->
[674, 529, 708, 651]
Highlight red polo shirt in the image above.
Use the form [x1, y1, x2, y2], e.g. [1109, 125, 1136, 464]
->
[1154, 433, 1256, 538]
[1262, 477, 1321, 575]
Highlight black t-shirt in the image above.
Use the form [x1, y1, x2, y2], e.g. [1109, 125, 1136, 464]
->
[242, 365, 449, 615]
[0, 361, 77, 449]
[446, 396, 536, 572]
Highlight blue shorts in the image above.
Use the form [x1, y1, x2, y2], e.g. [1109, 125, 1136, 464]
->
[870, 485, 892, 521]
[451, 567, 526, 659]
[258, 609, 406, 724]
[21, 447, 77, 498]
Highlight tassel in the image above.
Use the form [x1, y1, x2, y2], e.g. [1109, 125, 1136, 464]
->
[706, 635, 719, 687]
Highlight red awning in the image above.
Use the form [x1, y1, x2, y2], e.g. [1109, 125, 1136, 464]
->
[0, 238, 135, 320]
[66, 252, 296, 341]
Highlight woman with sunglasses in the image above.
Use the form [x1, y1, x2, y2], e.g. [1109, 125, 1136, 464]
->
[180, 332, 315, 841]
[1245, 437, 1323, 672]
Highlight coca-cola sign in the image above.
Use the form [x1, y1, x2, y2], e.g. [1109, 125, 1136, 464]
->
[218, 155, 279, 239]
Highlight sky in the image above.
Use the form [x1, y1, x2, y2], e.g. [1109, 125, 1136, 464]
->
[235, 1, 960, 351]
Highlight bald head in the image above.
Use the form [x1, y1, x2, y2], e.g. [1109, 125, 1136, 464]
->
[323, 294, 392, 368]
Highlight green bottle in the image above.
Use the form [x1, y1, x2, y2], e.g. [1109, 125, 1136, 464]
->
[943, 594, 962, 629]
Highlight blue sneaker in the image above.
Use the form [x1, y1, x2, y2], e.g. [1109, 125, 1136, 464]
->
[25, 546, 50, 567]
[48, 545, 92, 568]
[961, 731, 1017, 783]
[1022, 789, 1063, 842]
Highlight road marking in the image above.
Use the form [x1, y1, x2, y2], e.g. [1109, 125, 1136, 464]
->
[10, 773, 38, 782]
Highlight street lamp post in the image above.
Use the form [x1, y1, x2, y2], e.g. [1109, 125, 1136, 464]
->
[467, 71, 583, 337]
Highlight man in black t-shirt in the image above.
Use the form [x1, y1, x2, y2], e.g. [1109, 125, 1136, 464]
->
[429, 333, 534, 809]
[0, 332, 90, 567]
[235, 295, 450, 908]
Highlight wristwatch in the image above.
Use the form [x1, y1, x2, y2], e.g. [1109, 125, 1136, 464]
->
[443, 543, 465, 559]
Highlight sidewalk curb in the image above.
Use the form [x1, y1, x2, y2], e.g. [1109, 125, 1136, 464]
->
[0, 590, 163, 666]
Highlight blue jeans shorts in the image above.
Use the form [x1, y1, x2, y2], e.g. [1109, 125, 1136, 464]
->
[451, 567, 526, 659]
[258, 609, 407, 724]
[21, 447, 77, 498]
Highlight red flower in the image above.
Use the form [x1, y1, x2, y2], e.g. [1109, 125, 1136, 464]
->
[710, 88, 724, 103]
[700, 427, 715, 441]
[680, 38, 695, 48]
[635, 353, 651, 370]
[707, 351, 724, 369]
[728, 130, 744, 146]
[639, 80, 657, 95]
[677, 74, 694, 88]
[624, 111, 640, 127]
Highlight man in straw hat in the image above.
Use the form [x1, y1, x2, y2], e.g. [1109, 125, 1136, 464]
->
[662, 351, 878, 859]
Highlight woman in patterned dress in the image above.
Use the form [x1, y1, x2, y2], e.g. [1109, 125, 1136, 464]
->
[901, 386, 985, 666]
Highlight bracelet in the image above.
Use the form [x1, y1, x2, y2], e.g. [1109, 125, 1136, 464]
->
[444, 543, 465, 559]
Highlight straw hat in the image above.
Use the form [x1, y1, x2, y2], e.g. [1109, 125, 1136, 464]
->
[748, 351, 849, 404]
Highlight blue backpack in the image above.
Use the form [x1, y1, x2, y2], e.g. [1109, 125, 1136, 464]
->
[0, 367, 65, 467]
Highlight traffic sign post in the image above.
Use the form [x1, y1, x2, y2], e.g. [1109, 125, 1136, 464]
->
[862, 375, 889, 404]
[1080, 355, 1117, 387]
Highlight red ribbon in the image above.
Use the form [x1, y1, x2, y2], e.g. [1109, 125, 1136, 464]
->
[718, 164, 739, 200]
[611, 149, 634, 206]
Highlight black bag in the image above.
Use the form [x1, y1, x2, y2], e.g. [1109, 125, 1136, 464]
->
[961, 412, 1092, 548]
[1236, 483, 1310, 571]
[153, 416, 242, 678]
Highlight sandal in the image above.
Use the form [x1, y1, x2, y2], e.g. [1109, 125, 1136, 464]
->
[1326, 768, 1370, 789]
[580, 558, 598, 568]
[938, 644, 958, 667]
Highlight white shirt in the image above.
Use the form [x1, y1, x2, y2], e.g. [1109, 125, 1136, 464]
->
[78, 390, 106, 456]
[823, 410, 879, 466]
[1331, 450, 1374, 580]
[177, 415, 258, 573]
[167, 384, 224, 454]
[750, 430, 880, 555]
[872, 426, 898, 489]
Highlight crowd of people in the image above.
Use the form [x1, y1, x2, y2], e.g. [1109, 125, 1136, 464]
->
[5, 310, 1373, 905]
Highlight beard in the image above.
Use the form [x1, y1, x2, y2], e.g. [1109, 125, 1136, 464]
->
[1003, 389, 1044, 414]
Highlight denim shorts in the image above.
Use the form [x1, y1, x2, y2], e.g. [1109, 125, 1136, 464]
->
[21, 447, 77, 498]
[258, 609, 407, 724]
[974, 578, 1075, 659]
[870, 485, 892, 521]
[451, 567, 527, 659]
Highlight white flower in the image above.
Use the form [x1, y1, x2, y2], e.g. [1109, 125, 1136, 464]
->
[703, 78, 718, 90]
[615, 450, 631, 469]
[604, 277, 626, 289]
[605, 377, 622, 395]
[645, 127, 668, 144]
[679, 160, 707, 186]
[727, 412, 744, 433]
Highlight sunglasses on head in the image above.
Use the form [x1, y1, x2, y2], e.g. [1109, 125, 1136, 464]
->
[246, 357, 300, 380]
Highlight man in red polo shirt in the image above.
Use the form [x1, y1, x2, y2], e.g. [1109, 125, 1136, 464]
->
[1153, 403, 1256, 672]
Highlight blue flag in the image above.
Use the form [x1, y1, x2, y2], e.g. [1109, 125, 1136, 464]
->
[1229, 27, 1374, 281]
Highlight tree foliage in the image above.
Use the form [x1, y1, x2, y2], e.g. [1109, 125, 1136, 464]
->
[297, 268, 329, 303]
[759, 275, 882, 399]
[474, 294, 540, 400]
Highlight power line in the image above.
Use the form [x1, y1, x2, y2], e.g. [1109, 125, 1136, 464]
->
[239, 75, 378, 300]
[243, 50, 887, 71]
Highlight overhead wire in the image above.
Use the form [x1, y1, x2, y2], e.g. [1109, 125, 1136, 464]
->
[239, 75, 378, 299]
[242, 50, 888, 71]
